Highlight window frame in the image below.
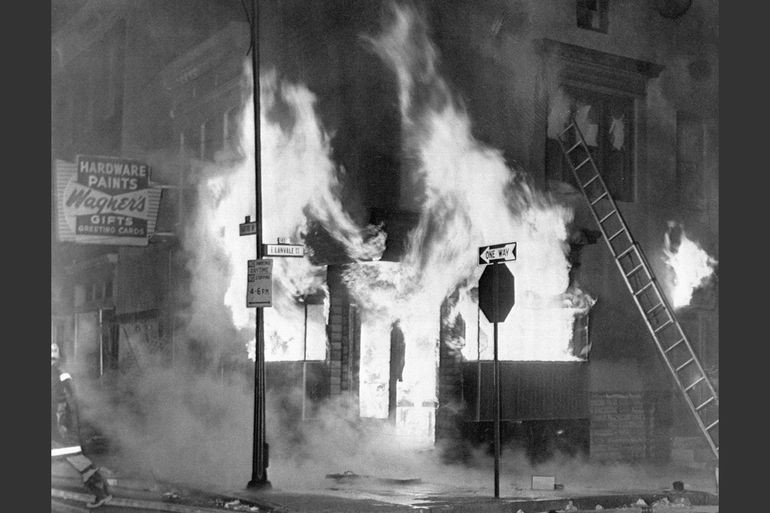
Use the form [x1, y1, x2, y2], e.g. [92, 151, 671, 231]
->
[547, 84, 637, 202]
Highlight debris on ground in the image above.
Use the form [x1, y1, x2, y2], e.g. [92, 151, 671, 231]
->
[595, 505, 603, 510]
[223, 499, 260, 512]
[162, 491, 182, 502]
[325, 470, 361, 482]
[634, 498, 649, 507]
[564, 499, 578, 511]
[672, 496, 692, 507]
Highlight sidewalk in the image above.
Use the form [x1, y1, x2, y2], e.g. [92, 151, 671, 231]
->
[54, 469, 718, 513]
[53, 451, 719, 513]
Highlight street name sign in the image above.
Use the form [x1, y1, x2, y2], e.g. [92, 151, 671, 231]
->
[240, 221, 257, 236]
[247, 259, 272, 308]
[263, 243, 305, 257]
[479, 242, 517, 265]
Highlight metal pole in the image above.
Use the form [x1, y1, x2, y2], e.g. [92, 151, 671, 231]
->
[247, 0, 270, 490]
[476, 304, 481, 422]
[302, 301, 308, 421]
[493, 263, 501, 499]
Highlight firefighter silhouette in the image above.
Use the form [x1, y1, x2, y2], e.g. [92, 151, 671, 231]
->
[51, 343, 113, 508]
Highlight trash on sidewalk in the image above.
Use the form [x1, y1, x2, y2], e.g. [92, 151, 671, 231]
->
[672, 496, 692, 507]
[531, 475, 556, 490]
[325, 470, 361, 482]
[564, 499, 578, 511]
[223, 499, 261, 512]
[162, 491, 182, 502]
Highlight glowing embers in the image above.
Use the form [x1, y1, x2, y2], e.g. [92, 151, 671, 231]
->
[662, 222, 717, 309]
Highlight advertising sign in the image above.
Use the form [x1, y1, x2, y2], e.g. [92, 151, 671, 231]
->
[55, 156, 162, 246]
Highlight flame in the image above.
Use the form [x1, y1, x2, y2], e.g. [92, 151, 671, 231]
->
[343, 3, 589, 445]
[663, 221, 717, 309]
[185, 3, 595, 449]
[187, 69, 384, 362]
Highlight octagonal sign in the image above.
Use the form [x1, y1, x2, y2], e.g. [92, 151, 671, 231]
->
[478, 263, 515, 323]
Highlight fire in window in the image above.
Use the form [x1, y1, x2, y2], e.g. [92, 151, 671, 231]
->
[546, 86, 635, 202]
[577, 0, 609, 33]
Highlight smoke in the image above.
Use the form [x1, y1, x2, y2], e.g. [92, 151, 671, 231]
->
[58, 0, 716, 496]
[73, 64, 391, 488]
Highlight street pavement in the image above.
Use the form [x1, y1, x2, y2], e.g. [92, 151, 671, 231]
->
[53, 457, 720, 513]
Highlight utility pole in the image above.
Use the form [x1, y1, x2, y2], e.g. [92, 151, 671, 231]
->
[247, 0, 270, 490]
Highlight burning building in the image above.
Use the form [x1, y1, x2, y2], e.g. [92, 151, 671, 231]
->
[52, 0, 718, 479]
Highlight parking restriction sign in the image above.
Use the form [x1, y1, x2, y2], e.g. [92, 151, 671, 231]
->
[247, 259, 272, 308]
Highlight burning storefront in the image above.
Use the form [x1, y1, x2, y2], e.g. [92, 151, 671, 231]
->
[52, 0, 718, 482]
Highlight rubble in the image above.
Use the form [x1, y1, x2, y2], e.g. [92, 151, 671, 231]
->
[223, 499, 261, 512]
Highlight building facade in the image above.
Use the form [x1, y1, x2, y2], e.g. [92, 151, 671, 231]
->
[52, 0, 718, 466]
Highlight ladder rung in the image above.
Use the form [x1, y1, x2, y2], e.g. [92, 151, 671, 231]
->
[626, 263, 644, 277]
[559, 124, 576, 137]
[676, 358, 694, 372]
[608, 228, 626, 241]
[567, 141, 582, 153]
[590, 191, 609, 206]
[645, 302, 663, 316]
[664, 338, 685, 353]
[696, 396, 715, 411]
[684, 376, 706, 392]
[654, 318, 673, 333]
[582, 174, 600, 187]
[574, 158, 591, 171]
[633, 281, 654, 297]
[598, 210, 617, 224]
[705, 419, 719, 431]
[617, 243, 637, 260]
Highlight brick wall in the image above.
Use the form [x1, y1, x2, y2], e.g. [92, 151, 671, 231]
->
[326, 265, 359, 413]
[589, 391, 672, 462]
[436, 293, 468, 461]
[590, 393, 646, 461]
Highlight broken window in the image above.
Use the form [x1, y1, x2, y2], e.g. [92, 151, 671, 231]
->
[546, 86, 635, 202]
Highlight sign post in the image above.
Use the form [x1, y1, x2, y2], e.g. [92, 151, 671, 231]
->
[478, 242, 516, 499]
[246, 0, 270, 490]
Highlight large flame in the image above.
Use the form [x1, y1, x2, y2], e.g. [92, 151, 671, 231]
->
[343, 2, 588, 445]
[187, 69, 384, 362]
[663, 221, 717, 309]
[185, 3, 594, 450]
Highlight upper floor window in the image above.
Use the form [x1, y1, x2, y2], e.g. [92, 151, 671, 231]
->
[577, 0, 609, 33]
[539, 39, 663, 204]
[547, 86, 635, 202]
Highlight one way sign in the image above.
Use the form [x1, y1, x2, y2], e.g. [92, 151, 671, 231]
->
[478, 242, 517, 265]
